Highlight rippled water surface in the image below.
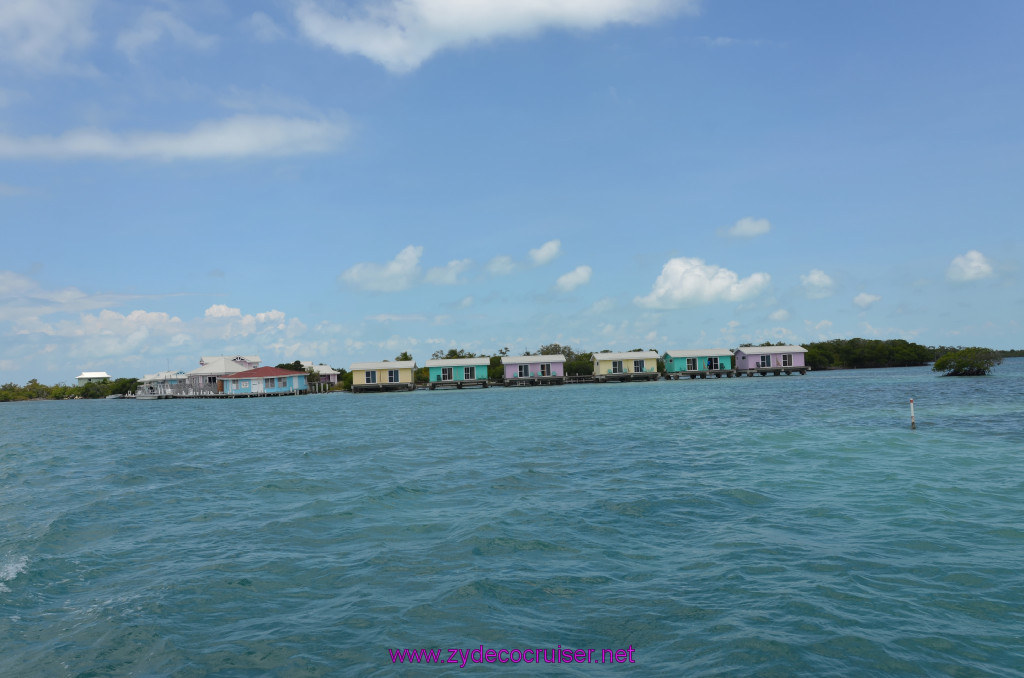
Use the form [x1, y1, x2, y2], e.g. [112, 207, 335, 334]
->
[2, 361, 1023, 676]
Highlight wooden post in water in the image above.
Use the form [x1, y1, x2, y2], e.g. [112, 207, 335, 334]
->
[910, 398, 916, 430]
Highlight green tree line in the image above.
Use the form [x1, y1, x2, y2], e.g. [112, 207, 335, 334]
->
[0, 378, 139, 402]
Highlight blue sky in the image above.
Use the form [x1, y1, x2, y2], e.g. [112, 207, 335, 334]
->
[1, 0, 1021, 383]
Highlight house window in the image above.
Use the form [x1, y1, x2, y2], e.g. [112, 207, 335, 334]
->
[240, 380, 250, 388]
[707, 356, 720, 370]
[634, 359, 645, 373]
[278, 377, 287, 388]
[540, 363, 551, 376]
[686, 357, 697, 371]
[611, 360, 623, 373]
[464, 366, 476, 380]
[365, 371, 377, 384]
[264, 378, 274, 389]
[441, 367, 453, 381]
[758, 355, 770, 368]
[782, 354, 793, 367]
[388, 369, 399, 383]
[518, 364, 529, 378]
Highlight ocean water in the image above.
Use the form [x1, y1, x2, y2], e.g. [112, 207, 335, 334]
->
[1, 361, 1022, 677]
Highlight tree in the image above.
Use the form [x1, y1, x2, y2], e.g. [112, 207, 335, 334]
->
[276, 360, 304, 372]
[431, 348, 477, 360]
[395, 351, 413, 362]
[932, 348, 1002, 376]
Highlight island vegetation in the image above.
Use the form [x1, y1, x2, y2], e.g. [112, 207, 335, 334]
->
[932, 348, 1003, 376]
[0, 378, 138, 402]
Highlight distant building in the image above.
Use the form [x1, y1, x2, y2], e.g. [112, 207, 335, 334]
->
[662, 349, 734, 378]
[76, 371, 112, 386]
[301, 361, 340, 385]
[350, 360, 417, 392]
[186, 355, 261, 393]
[424, 357, 491, 389]
[732, 346, 808, 375]
[500, 354, 566, 385]
[138, 370, 187, 398]
[591, 351, 660, 383]
[219, 367, 308, 396]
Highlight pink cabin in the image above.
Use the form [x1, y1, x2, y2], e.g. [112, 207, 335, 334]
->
[500, 354, 566, 386]
[732, 346, 809, 375]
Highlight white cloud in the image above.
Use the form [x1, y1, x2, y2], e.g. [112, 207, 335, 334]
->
[769, 309, 789, 321]
[0, 115, 348, 160]
[0, 0, 95, 72]
[529, 239, 561, 266]
[635, 257, 770, 308]
[556, 265, 592, 292]
[425, 258, 472, 285]
[116, 9, 217, 60]
[248, 11, 286, 43]
[294, 0, 696, 73]
[946, 250, 993, 282]
[487, 255, 515, 275]
[459, 296, 473, 308]
[204, 304, 242, 318]
[722, 217, 771, 238]
[588, 298, 615, 314]
[800, 268, 834, 299]
[341, 245, 422, 292]
[853, 292, 881, 309]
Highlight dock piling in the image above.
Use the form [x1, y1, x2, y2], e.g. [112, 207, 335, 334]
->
[910, 398, 916, 430]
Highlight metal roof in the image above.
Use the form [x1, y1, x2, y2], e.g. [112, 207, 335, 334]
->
[76, 371, 111, 379]
[663, 349, 732, 358]
[200, 355, 260, 365]
[350, 361, 417, 371]
[221, 367, 307, 380]
[591, 351, 660, 361]
[424, 357, 491, 367]
[500, 354, 566, 364]
[188, 356, 258, 376]
[733, 345, 808, 354]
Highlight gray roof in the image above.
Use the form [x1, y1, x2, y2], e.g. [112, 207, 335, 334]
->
[592, 351, 660, 361]
[350, 361, 417, 371]
[733, 345, 807, 354]
[500, 354, 566, 364]
[76, 371, 111, 379]
[663, 349, 732, 358]
[425, 357, 491, 367]
[188, 356, 258, 376]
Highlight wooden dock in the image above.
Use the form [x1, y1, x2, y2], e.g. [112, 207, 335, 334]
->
[428, 379, 490, 390]
[664, 369, 737, 379]
[352, 383, 416, 393]
[503, 376, 565, 387]
[593, 372, 660, 383]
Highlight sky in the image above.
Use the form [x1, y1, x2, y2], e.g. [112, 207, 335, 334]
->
[1, 0, 1022, 384]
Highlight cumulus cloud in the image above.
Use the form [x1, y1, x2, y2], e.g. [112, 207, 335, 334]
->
[116, 9, 217, 60]
[341, 245, 423, 292]
[204, 304, 242, 318]
[0, 0, 96, 72]
[294, 0, 695, 73]
[721, 217, 771, 238]
[853, 292, 881, 309]
[800, 268, 834, 299]
[635, 257, 770, 308]
[425, 258, 472, 285]
[0, 115, 348, 160]
[487, 255, 515, 275]
[946, 250, 993, 282]
[529, 239, 561, 266]
[769, 309, 790, 321]
[556, 265, 592, 292]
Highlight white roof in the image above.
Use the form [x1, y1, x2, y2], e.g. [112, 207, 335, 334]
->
[663, 349, 732, 358]
[76, 371, 111, 379]
[425, 357, 491, 367]
[301, 361, 339, 375]
[500, 354, 566, 364]
[200, 355, 260, 365]
[734, 345, 807, 354]
[141, 370, 186, 383]
[350, 361, 417, 371]
[188, 356, 258, 376]
[592, 351, 659, 361]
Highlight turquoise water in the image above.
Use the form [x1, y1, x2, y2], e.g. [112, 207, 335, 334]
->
[2, 361, 1022, 676]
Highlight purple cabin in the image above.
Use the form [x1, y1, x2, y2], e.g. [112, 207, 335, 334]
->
[500, 354, 566, 385]
[732, 345, 808, 371]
